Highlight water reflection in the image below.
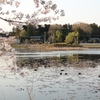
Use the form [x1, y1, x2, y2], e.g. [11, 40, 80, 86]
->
[0, 53, 100, 100]
[16, 54, 100, 68]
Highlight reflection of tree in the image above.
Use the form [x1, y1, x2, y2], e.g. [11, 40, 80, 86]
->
[67, 54, 79, 62]
[53, 55, 79, 64]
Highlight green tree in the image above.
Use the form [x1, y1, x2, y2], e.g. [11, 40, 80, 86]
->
[23, 25, 27, 31]
[65, 31, 78, 45]
[19, 30, 28, 44]
[55, 30, 62, 42]
[62, 24, 72, 35]
[19, 30, 27, 37]
[48, 24, 63, 43]
[90, 23, 100, 38]
[15, 26, 21, 38]
[27, 24, 35, 36]
[37, 25, 44, 36]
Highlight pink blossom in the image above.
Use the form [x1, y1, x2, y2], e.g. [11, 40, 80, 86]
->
[15, 1, 20, 7]
[51, 4, 57, 10]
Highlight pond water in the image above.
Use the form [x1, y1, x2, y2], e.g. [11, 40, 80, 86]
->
[0, 49, 100, 100]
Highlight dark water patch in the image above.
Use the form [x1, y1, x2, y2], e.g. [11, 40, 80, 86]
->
[16, 54, 100, 69]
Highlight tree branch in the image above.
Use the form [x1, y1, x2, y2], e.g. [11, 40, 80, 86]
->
[0, 16, 25, 24]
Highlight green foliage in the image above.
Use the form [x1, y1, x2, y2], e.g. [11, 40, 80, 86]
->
[19, 30, 28, 44]
[27, 24, 35, 36]
[9, 22, 100, 44]
[62, 24, 72, 35]
[90, 23, 100, 38]
[65, 31, 78, 45]
[55, 30, 62, 42]
[19, 30, 27, 37]
[67, 54, 79, 62]
[51, 30, 62, 43]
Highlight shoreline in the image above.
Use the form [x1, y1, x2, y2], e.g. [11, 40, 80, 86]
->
[27, 44, 89, 51]
[45, 47, 88, 50]
[12, 44, 89, 52]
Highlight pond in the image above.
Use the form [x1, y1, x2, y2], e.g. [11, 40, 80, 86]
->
[0, 49, 100, 100]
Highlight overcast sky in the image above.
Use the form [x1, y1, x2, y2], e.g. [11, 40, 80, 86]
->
[0, 0, 100, 31]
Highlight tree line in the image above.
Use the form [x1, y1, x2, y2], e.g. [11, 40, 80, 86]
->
[9, 22, 100, 44]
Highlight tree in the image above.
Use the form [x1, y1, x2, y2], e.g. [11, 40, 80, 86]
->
[16, 26, 21, 36]
[90, 23, 100, 38]
[72, 22, 92, 34]
[48, 24, 63, 35]
[27, 24, 35, 36]
[72, 22, 92, 42]
[19, 30, 28, 44]
[19, 30, 27, 37]
[10, 26, 16, 36]
[10, 26, 21, 37]
[65, 31, 78, 45]
[52, 33, 57, 43]
[55, 30, 62, 42]
[48, 24, 63, 42]
[62, 23, 72, 35]
[62, 23, 72, 41]
[43, 24, 50, 41]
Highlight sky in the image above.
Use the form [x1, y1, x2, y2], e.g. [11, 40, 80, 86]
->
[0, 0, 100, 31]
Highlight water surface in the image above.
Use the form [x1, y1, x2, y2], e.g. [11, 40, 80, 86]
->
[0, 49, 100, 100]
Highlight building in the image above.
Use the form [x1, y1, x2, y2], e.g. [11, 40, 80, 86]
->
[27, 36, 43, 44]
[89, 38, 100, 43]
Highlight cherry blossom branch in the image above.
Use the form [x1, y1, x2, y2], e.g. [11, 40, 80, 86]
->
[0, 16, 25, 23]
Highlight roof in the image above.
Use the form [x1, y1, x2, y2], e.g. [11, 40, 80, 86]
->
[89, 38, 100, 40]
[29, 36, 42, 39]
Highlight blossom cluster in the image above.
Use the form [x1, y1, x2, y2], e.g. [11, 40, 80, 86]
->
[0, 0, 20, 7]
[0, 37, 29, 77]
[0, 0, 65, 30]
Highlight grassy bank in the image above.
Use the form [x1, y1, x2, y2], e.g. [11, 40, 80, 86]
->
[80, 43, 100, 48]
[11, 43, 100, 52]
[11, 43, 90, 52]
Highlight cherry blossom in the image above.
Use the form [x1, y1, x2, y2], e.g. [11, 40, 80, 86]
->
[0, 0, 65, 30]
[0, 0, 65, 77]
